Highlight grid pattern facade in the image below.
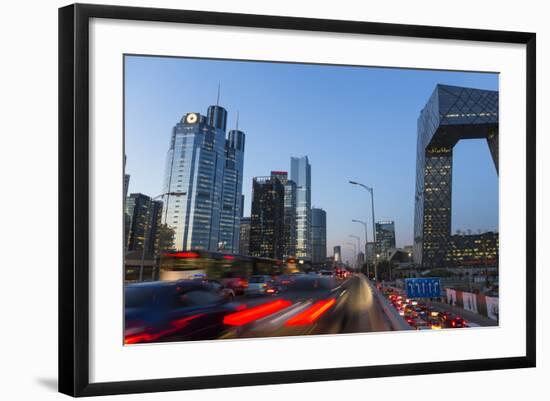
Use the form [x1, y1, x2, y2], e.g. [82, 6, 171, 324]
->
[162, 105, 244, 252]
[219, 129, 245, 252]
[311, 208, 327, 264]
[414, 84, 499, 267]
[291, 156, 312, 260]
[126, 193, 163, 254]
[270, 171, 297, 259]
[249, 176, 286, 259]
[375, 221, 396, 257]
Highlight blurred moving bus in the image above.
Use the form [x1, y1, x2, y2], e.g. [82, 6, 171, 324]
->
[158, 250, 294, 293]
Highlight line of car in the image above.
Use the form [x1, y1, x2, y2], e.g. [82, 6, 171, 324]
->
[385, 290, 468, 330]
[124, 271, 353, 344]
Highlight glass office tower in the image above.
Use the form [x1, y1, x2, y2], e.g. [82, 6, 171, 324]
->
[311, 207, 327, 264]
[162, 104, 245, 252]
[126, 193, 163, 255]
[219, 127, 245, 252]
[238, 217, 251, 255]
[375, 220, 396, 258]
[249, 175, 285, 259]
[270, 171, 297, 259]
[290, 156, 312, 261]
[413, 84, 498, 267]
[333, 246, 342, 263]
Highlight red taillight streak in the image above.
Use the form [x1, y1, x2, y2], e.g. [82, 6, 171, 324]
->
[125, 314, 205, 345]
[223, 299, 292, 326]
[285, 299, 336, 326]
[168, 251, 200, 259]
[124, 332, 159, 344]
[223, 255, 235, 260]
[171, 313, 205, 329]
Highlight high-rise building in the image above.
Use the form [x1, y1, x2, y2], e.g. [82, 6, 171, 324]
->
[126, 193, 163, 254]
[123, 154, 131, 249]
[414, 84, 498, 267]
[161, 104, 245, 252]
[376, 221, 396, 257]
[249, 175, 285, 259]
[311, 207, 327, 264]
[366, 242, 376, 265]
[290, 156, 311, 260]
[239, 217, 251, 256]
[219, 123, 245, 252]
[270, 171, 297, 259]
[333, 246, 342, 263]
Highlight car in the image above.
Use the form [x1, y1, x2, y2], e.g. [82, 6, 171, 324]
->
[192, 278, 236, 300]
[222, 276, 345, 339]
[220, 272, 249, 295]
[245, 275, 273, 296]
[427, 317, 443, 329]
[447, 316, 467, 328]
[124, 280, 237, 344]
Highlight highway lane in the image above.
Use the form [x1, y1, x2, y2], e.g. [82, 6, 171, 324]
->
[219, 275, 393, 340]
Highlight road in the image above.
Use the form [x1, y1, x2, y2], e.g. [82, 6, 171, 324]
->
[124, 274, 401, 345]
[219, 274, 393, 340]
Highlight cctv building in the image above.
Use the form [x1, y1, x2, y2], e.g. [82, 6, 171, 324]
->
[161, 104, 245, 252]
[413, 84, 498, 267]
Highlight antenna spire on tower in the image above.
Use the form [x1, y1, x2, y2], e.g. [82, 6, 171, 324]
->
[236, 111, 239, 130]
[216, 83, 221, 105]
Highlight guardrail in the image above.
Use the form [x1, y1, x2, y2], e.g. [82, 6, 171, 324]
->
[363, 276, 412, 331]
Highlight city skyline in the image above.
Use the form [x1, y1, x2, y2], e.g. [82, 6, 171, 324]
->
[125, 55, 499, 262]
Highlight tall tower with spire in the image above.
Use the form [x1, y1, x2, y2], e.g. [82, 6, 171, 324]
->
[219, 111, 246, 252]
[161, 86, 245, 252]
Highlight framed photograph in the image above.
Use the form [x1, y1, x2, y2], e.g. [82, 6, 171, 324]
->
[58, 3, 536, 397]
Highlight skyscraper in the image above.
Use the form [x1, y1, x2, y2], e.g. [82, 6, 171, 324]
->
[219, 122, 245, 252]
[311, 207, 327, 264]
[290, 156, 311, 260]
[249, 174, 285, 259]
[161, 103, 245, 252]
[238, 217, 251, 256]
[270, 171, 297, 259]
[414, 84, 498, 267]
[333, 246, 342, 263]
[376, 221, 396, 257]
[126, 193, 163, 255]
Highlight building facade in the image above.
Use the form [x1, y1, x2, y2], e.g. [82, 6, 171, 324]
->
[376, 220, 396, 257]
[161, 104, 245, 252]
[238, 217, 251, 256]
[125, 193, 163, 255]
[270, 171, 297, 259]
[366, 242, 376, 265]
[413, 84, 498, 267]
[290, 156, 312, 260]
[333, 246, 342, 263]
[311, 207, 327, 264]
[445, 231, 499, 267]
[219, 126, 245, 252]
[249, 175, 286, 259]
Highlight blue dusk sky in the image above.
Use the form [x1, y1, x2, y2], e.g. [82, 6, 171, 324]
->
[124, 55, 499, 264]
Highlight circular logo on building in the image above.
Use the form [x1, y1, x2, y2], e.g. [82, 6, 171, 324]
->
[186, 113, 198, 124]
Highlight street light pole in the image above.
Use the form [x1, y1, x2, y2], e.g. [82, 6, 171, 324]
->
[349, 181, 378, 282]
[352, 219, 369, 276]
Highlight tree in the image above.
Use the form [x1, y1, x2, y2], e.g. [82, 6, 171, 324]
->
[157, 224, 176, 253]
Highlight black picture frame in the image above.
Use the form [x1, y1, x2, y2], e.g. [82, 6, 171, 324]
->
[59, 3, 536, 397]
